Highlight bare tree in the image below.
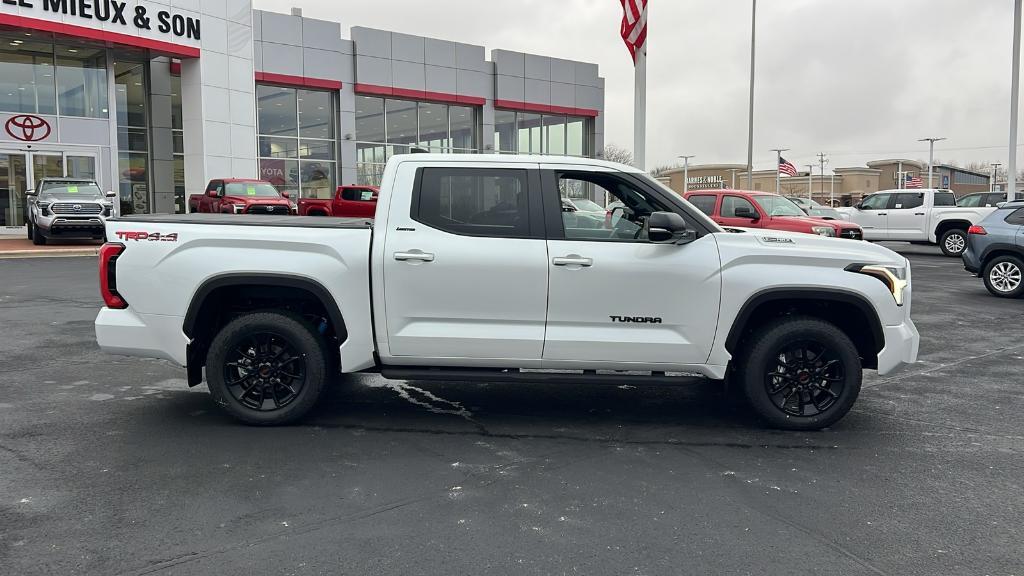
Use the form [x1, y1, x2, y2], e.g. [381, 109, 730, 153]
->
[599, 144, 634, 167]
[649, 164, 679, 177]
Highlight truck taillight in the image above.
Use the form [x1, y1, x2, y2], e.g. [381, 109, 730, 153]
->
[967, 225, 987, 235]
[99, 242, 128, 309]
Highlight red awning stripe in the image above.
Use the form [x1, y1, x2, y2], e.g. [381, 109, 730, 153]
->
[494, 99, 599, 118]
[354, 84, 486, 106]
[0, 13, 200, 58]
[255, 72, 343, 90]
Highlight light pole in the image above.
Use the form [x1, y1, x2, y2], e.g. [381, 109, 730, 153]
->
[771, 148, 788, 194]
[730, 169, 737, 189]
[817, 152, 828, 198]
[746, 0, 757, 190]
[830, 172, 835, 207]
[991, 162, 1002, 192]
[678, 155, 695, 193]
[918, 137, 946, 188]
[1008, 0, 1021, 202]
[805, 164, 814, 201]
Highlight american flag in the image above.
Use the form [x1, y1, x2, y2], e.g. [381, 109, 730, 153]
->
[778, 157, 798, 177]
[905, 173, 923, 188]
[619, 0, 648, 63]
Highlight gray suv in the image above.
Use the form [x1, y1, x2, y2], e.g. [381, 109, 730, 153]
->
[25, 179, 116, 245]
[962, 201, 1024, 298]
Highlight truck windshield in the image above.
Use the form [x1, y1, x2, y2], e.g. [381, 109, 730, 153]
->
[40, 182, 102, 197]
[752, 195, 805, 217]
[225, 182, 280, 197]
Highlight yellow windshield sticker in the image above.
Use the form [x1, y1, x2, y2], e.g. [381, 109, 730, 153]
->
[67, 186, 79, 193]
[246, 185, 256, 196]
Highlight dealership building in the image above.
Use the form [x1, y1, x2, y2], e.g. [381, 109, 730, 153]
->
[0, 0, 606, 231]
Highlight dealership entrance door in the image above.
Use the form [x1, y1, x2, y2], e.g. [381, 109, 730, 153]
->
[0, 150, 101, 231]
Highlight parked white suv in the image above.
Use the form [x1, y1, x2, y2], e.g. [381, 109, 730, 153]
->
[94, 154, 919, 430]
[835, 189, 996, 256]
[26, 178, 116, 245]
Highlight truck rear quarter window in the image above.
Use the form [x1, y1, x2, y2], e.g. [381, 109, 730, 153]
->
[687, 194, 717, 216]
[341, 188, 376, 201]
[413, 167, 532, 238]
[933, 192, 957, 207]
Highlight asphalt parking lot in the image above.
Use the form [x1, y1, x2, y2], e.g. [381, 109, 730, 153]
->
[1, 245, 1022, 576]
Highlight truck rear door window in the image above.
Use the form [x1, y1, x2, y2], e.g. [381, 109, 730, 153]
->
[933, 192, 957, 206]
[414, 168, 532, 238]
[687, 194, 717, 216]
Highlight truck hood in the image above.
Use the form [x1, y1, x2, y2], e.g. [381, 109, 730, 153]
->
[715, 227, 906, 267]
[39, 192, 106, 202]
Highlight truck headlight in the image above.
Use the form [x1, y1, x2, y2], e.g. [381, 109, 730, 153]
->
[37, 202, 51, 216]
[232, 204, 245, 214]
[812, 226, 836, 237]
[847, 263, 908, 306]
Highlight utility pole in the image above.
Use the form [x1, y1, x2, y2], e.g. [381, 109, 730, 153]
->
[817, 152, 828, 198]
[730, 169, 737, 189]
[678, 155, 695, 194]
[918, 137, 946, 188]
[805, 164, 814, 201]
[830, 172, 835, 207]
[745, 0, 757, 190]
[1008, 0, 1021, 202]
[771, 148, 788, 194]
[991, 162, 1002, 192]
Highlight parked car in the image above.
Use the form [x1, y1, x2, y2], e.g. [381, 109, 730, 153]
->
[25, 178, 115, 245]
[962, 201, 1024, 298]
[95, 154, 918, 430]
[188, 179, 293, 215]
[786, 196, 843, 220]
[957, 191, 1024, 207]
[560, 197, 606, 229]
[683, 189, 864, 239]
[297, 185, 379, 218]
[834, 189, 996, 256]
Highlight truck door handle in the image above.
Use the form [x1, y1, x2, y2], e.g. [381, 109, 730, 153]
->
[394, 250, 435, 262]
[914, 212, 925, 215]
[552, 256, 593, 267]
[877, 212, 887, 216]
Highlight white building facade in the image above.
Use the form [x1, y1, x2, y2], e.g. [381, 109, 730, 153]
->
[0, 0, 605, 230]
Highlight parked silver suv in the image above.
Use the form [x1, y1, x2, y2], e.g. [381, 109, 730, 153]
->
[26, 179, 115, 245]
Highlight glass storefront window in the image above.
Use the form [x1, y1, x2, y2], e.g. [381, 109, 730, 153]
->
[450, 105, 474, 151]
[518, 113, 542, 154]
[171, 74, 185, 213]
[114, 62, 147, 128]
[417, 102, 448, 151]
[0, 38, 56, 115]
[66, 155, 96, 179]
[118, 152, 148, 216]
[354, 95, 480, 185]
[567, 117, 585, 156]
[386, 99, 417, 146]
[298, 89, 333, 140]
[256, 84, 337, 198]
[56, 46, 108, 118]
[543, 115, 566, 155]
[257, 85, 298, 137]
[493, 109, 516, 153]
[115, 59, 148, 215]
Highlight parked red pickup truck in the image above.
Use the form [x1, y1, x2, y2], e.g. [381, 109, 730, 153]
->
[188, 179, 293, 215]
[297, 185, 379, 218]
[683, 189, 864, 239]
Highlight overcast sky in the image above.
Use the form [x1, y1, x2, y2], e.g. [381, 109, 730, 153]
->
[255, 0, 1022, 173]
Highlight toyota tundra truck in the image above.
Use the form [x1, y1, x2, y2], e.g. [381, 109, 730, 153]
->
[187, 179, 293, 215]
[95, 154, 919, 430]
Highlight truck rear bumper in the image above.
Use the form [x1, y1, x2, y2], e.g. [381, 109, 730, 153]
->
[876, 318, 920, 376]
[95, 307, 189, 366]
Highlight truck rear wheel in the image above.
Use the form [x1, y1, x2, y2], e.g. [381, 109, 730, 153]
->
[206, 311, 329, 425]
[736, 317, 862, 430]
[939, 228, 967, 257]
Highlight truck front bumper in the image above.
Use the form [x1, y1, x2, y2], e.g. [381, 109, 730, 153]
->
[876, 318, 920, 376]
[95, 307, 189, 366]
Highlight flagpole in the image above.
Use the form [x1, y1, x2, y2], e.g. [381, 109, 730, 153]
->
[771, 148, 788, 194]
[746, 0, 757, 189]
[634, 46, 646, 170]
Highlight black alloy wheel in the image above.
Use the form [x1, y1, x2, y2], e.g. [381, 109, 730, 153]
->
[206, 311, 329, 425]
[223, 332, 307, 411]
[737, 317, 862, 430]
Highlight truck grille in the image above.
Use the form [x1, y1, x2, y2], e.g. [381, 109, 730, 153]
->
[247, 205, 288, 215]
[51, 202, 102, 215]
[840, 229, 863, 240]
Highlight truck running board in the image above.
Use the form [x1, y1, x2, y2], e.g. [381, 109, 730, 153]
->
[379, 366, 707, 385]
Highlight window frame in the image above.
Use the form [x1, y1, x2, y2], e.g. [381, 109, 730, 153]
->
[410, 166, 545, 239]
[540, 169, 714, 242]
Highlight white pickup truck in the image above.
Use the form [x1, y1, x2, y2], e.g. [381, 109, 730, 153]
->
[835, 188, 996, 256]
[94, 154, 919, 430]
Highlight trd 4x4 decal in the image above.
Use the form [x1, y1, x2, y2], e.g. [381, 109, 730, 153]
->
[115, 231, 179, 242]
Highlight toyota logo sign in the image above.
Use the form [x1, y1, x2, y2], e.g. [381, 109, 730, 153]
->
[5, 114, 52, 142]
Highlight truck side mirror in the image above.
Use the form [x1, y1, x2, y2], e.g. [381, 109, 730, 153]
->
[106, 190, 116, 198]
[207, 189, 219, 198]
[25, 189, 36, 196]
[280, 190, 290, 198]
[648, 211, 696, 244]
[734, 205, 758, 220]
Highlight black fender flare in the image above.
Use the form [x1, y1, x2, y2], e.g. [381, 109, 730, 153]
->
[724, 287, 885, 355]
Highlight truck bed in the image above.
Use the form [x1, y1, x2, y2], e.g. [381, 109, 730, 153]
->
[112, 213, 372, 229]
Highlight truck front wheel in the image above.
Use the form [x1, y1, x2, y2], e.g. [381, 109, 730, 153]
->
[206, 311, 329, 425]
[736, 317, 862, 430]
